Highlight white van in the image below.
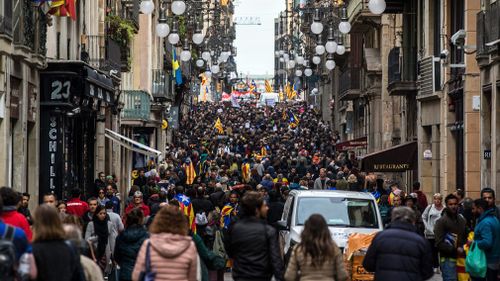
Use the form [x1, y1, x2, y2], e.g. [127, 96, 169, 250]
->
[258, 92, 279, 107]
[277, 190, 383, 258]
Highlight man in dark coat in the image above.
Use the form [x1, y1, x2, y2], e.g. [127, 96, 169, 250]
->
[363, 206, 434, 281]
[224, 191, 284, 281]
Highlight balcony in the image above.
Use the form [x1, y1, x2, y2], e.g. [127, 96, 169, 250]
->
[82, 35, 126, 73]
[477, 2, 500, 61]
[387, 47, 418, 96]
[152, 69, 172, 102]
[121, 90, 151, 121]
[121, 0, 140, 30]
[339, 67, 362, 101]
[0, 14, 13, 38]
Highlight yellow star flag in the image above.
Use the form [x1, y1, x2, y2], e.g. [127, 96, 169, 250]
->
[185, 161, 196, 185]
[279, 87, 284, 101]
[285, 82, 292, 100]
[221, 0, 229, 6]
[265, 80, 273, 92]
[214, 117, 224, 134]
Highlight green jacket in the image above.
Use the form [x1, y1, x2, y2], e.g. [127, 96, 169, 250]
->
[192, 234, 226, 281]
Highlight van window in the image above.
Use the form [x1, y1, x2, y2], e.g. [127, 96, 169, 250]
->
[296, 197, 379, 228]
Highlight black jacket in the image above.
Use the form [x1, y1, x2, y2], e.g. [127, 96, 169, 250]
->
[433, 208, 467, 259]
[114, 225, 149, 281]
[33, 240, 80, 281]
[224, 216, 284, 281]
[363, 221, 434, 281]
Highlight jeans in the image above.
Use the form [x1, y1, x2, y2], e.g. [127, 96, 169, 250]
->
[441, 258, 458, 281]
[470, 268, 499, 281]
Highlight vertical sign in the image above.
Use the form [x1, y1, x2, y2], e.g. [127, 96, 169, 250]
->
[39, 110, 64, 202]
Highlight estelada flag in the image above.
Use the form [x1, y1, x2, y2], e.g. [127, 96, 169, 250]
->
[241, 163, 250, 183]
[214, 117, 224, 134]
[185, 161, 196, 185]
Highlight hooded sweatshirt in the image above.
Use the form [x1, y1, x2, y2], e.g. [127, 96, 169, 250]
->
[132, 233, 198, 281]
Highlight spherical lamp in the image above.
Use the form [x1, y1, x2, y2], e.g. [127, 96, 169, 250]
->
[288, 60, 296, 68]
[196, 59, 204, 68]
[156, 23, 170, 38]
[192, 33, 205, 45]
[336, 44, 346, 55]
[304, 68, 313, 77]
[368, 0, 386, 15]
[326, 40, 338, 54]
[295, 69, 303, 77]
[339, 21, 351, 34]
[211, 64, 220, 74]
[310, 21, 323, 35]
[325, 59, 336, 70]
[180, 50, 191, 61]
[171, 1, 187, 16]
[296, 55, 305, 65]
[312, 56, 321, 65]
[316, 44, 325, 55]
[168, 33, 180, 45]
[140, 0, 154, 14]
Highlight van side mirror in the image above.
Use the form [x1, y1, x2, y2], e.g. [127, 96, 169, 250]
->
[276, 220, 289, 231]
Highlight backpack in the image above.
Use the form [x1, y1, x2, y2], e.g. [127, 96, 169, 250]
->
[195, 211, 208, 226]
[0, 225, 17, 281]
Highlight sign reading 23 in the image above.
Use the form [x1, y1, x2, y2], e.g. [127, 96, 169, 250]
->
[51, 80, 71, 100]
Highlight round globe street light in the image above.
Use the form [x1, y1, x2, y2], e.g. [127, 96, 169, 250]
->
[171, 0, 186, 16]
[295, 69, 303, 77]
[283, 53, 289, 61]
[168, 20, 180, 45]
[296, 55, 305, 65]
[325, 53, 336, 70]
[310, 9, 324, 35]
[325, 27, 337, 54]
[140, 0, 154, 14]
[368, 0, 386, 15]
[196, 58, 204, 68]
[336, 35, 346, 55]
[316, 39, 326, 55]
[155, 6, 169, 38]
[304, 68, 313, 77]
[288, 60, 296, 69]
[211, 63, 220, 74]
[275, 50, 280, 57]
[202, 45, 211, 61]
[180, 39, 191, 61]
[192, 21, 205, 45]
[312, 55, 321, 65]
[338, 6, 351, 34]
[279, 57, 285, 63]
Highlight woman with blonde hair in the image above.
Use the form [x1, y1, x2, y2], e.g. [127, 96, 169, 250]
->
[285, 214, 348, 281]
[132, 205, 197, 281]
[32, 204, 82, 281]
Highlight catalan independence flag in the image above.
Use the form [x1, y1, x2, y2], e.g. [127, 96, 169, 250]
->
[48, 0, 77, 20]
[241, 163, 250, 183]
[175, 194, 196, 233]
[214, 117, 224, 134]
[288, 110, 300, 128]
[184, 159, 196, 185]
[220, 204, 236, 229]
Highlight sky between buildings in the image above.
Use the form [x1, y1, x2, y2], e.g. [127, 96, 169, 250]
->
[233, 0, 285, 76]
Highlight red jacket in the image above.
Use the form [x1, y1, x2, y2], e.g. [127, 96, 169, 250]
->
[66, 198, 89, 217]
[2, 211, 32, 241]
[125, 203, 150, 217]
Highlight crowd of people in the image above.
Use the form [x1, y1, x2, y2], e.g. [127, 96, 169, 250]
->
[0, 101, 499, 281]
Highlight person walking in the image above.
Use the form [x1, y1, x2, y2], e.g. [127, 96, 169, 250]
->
[115, 208, 149, 281]
[284, 214, 348, 281]
[434, 194, 467, 281]
[85, 205, 118, 276]
[470, 198, 500, 281]
[363, 207, 434, 281]
[32, 204, 83, 281]
[132, 205, 198, 281]
[313, 168, 330, 190]
[0, 187, 33, 241]
[105, 201, 124, 233]
[66, 188, 89, 218]
[422, 192, 444, 271]
[224, 191, 284, 281]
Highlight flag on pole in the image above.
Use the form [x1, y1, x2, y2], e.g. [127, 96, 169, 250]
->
[220, 0, 229, 6]
[265, 80, 273, 92]
[172, 47, 183, 85]
[214, 117, 224, 134]
[288, 110, 300, 128]
[279, 87, 284, 102]
[184, 159, 197, 185]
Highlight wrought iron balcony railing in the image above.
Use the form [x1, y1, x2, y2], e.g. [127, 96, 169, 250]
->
[121, 90, 151, 121]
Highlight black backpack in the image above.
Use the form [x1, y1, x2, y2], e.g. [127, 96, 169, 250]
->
[0, 225, 17, 281]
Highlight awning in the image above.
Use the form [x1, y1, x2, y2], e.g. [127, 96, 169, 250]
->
[335, 137, 367, 151]
[361, 141, 417, 172]
[104, 129, 161, 157]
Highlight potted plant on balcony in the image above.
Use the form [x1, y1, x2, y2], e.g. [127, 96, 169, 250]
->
[106, 15, 136, 71]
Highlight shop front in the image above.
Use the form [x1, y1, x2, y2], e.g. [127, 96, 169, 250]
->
[39, 62, 117, 201]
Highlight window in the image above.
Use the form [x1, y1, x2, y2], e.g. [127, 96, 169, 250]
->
[295, 197, 379, 228]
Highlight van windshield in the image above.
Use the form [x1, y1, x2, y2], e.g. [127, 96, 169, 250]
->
[295, 197, 379, 228]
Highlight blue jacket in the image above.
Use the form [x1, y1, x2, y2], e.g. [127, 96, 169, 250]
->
[0, 221, 30, 260]
[474, 208, 500, 265]
[114, 225, 149, 281]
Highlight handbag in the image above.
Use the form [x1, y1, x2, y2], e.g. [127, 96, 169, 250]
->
[138, 242, 156, 281]
[465, 241, 487, 278]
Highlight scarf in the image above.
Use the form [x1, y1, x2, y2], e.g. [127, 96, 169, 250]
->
[92, 215, 109, 259]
